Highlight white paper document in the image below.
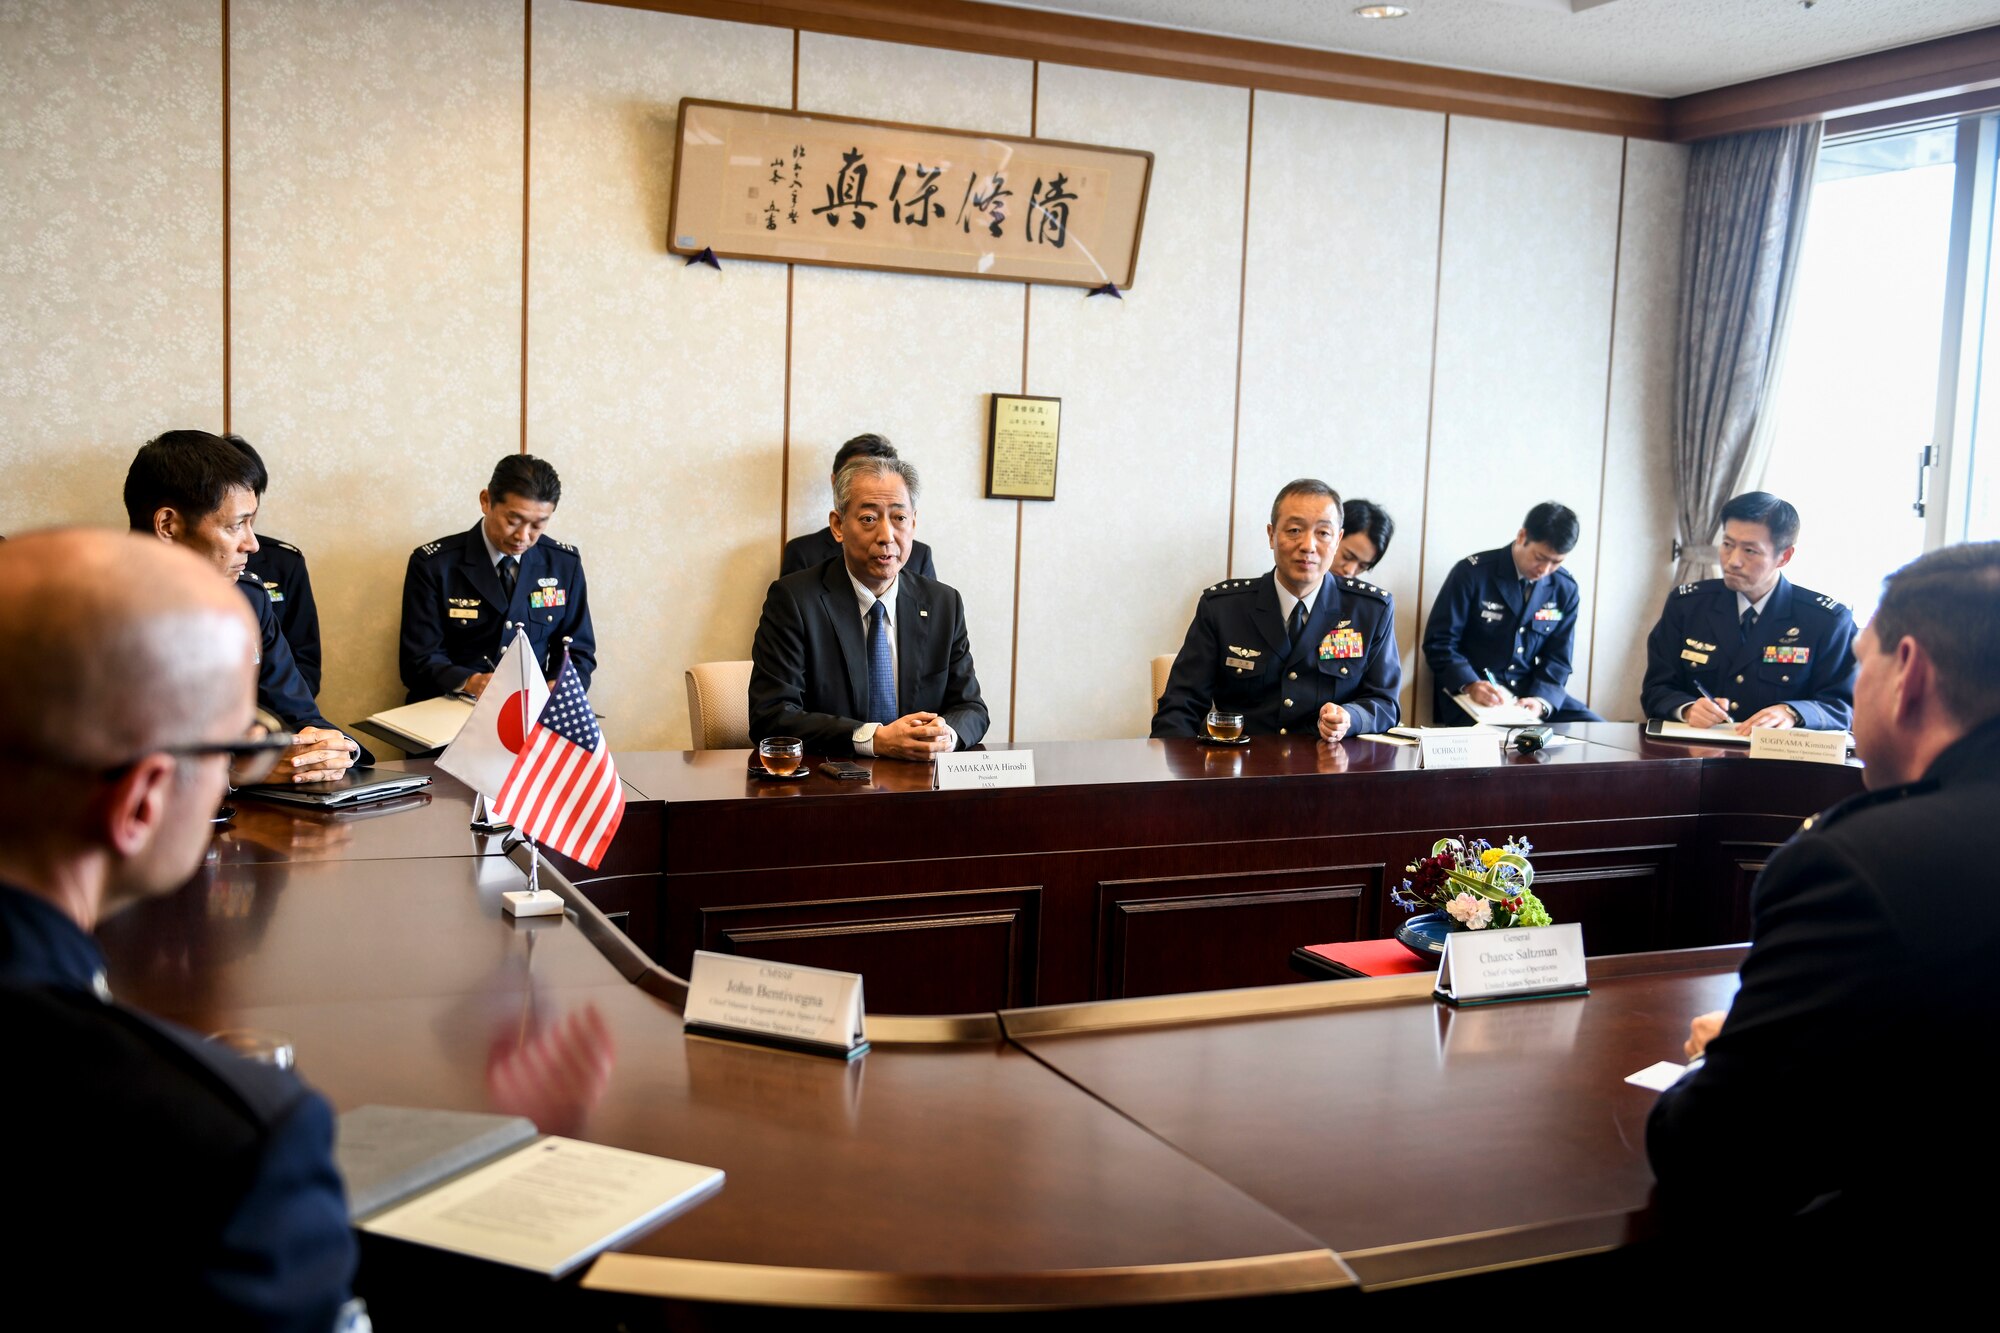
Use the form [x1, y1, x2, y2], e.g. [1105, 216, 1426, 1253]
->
[1449, 691, 1543, 727]
[1625, 1059, 1696, 1092]
[360, 1136, 724, 1276]
[365, 695, 475, 751]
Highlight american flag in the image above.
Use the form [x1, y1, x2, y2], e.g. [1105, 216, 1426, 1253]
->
[492, 655, 624, 869]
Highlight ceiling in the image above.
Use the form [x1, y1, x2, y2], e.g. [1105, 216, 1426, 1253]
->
[991, 0, 2000, 97]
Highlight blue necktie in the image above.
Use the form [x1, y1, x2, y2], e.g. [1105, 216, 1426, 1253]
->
[1740, 605, 1758, 643]
[866, 600, 896, 724]
[499, 554, 518, 602]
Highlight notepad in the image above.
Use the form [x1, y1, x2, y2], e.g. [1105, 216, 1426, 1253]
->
[1449, 691, 1543, 727]
[362, 696, 476, 751]
[1645, 718, 1854, 750]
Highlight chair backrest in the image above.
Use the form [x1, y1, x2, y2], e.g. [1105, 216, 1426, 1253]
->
[1150, 654, 1175, 714]
[684, 660, 754, 751]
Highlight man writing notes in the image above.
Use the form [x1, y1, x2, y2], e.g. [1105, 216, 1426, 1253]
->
[400, 454, 596, 702]
[781, 432, 939, 579]
[1648, 544, 2000, 1262]
[1641, 491, 1857, 732]
[750, 455, 986, 759]
[125, 431, 366, 781]
[1153, 479, 1401, 741]
[1423, 501, 1603, 725]
[0, 531, 358, 1329]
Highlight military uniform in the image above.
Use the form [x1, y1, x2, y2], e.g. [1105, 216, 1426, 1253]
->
[242, 535, 322, 697]
[1152, 571, 1402, 739]
[1640, 575, 1857, 730]
[1422, 545, 1601, 725]
[236, 574, 369, 762]
[399, 521, 596, 703]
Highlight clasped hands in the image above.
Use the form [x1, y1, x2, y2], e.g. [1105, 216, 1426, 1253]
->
[873, 711, 956, 761]
[266, 727, 360, 784]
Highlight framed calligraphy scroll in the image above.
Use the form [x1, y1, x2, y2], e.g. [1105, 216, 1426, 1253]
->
[668, 100, 1153, 290]
[986, 394, 1062, 501]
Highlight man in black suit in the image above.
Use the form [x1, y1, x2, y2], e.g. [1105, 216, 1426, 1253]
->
[0, 530, 358, 1329]
[780, 433, 938, 580]
[751, 455, 986, 759]
[1648, 542, 2000, 1257]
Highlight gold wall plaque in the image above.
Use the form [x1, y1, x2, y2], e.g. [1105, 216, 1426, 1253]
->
[668, 100, 1152, 289]
[986, 394, 1062, 501]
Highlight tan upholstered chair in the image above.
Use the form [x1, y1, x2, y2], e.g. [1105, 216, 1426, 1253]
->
[1150, 654, 1175, 714]
[685, 660, 754, 751]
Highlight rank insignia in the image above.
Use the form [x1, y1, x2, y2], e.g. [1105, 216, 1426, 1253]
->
[1323, 628, 1365, 660]
[1762, 646, 1811, 665]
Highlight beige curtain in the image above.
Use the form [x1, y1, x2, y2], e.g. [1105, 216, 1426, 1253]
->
[1673, 122, 1822, 583]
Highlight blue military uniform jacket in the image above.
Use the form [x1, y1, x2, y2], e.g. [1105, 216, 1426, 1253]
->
[1422, 545, 1586, 723]
[243, 535, 322, 697]
[399, 522, 596, 702]
[237, 574, 370, 763]
[781, 525, 937, 581]
[1640, 575, 1857, 730]
[1, 883, 356, 1329]
[1152, 571, 1402, 739]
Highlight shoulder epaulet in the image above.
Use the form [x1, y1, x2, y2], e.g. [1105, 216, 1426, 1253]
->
[1465, 553, 1480, 566]
[541, 536, 578, 554]
[1201, 578, 1256, 597]
[1811, 592, 1847, 614]
[416, 540, 442, 557]
[1674, 580, 1713, 597]
[1340, 575, 1389, 602]
[266, 538, 300, 554]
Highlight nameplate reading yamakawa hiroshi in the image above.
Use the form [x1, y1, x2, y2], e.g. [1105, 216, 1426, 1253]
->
[1434, 922, 1589, 1007]
[1420, 729, 1504, 770]
[1747, 728, 1852, 766]
[935, 750, 1036, 791]
[684, 952, 869, 1061]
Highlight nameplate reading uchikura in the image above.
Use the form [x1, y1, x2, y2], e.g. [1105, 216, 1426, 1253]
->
[683, 951, 868, 1060]
[1434, 922, 1589, 1007]
[1747, 728, 1852, 766]
[1419, 729, 1504, 770]
[935, 750, 1036, 791]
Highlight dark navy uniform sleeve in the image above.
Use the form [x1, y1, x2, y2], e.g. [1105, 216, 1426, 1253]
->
[399, 543, 473, 698]
[1421, 558, 1483, 697]
[1786, 601, 1858, 732]
[240, 580, 372, 764]
[1641, 584, 1703, 720]
[1150, 589, 1228, 738]
[1337, 583, 1402, 736]
[549, 543, 596, 691]
[1522, 573, 1583, 714]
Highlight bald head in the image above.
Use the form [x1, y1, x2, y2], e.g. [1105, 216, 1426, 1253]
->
[0, 531, 258, 770]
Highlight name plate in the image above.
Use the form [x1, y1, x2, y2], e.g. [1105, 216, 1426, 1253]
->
[683, 951, 868, 1060]
[1434, 922, 1589, 1007]
[1747, 728, 1851, 766]
[936, 750, 1036, 791]
[1419, 730, 1503, 770]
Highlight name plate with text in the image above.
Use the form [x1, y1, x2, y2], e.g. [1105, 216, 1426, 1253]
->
[1747, 728, 1852, 766]
[1419, 730, 1504, 770]
[1434, 923, 1589, 1007]
[683, 951, 868, 1060]
[936, 750, 1037, 791]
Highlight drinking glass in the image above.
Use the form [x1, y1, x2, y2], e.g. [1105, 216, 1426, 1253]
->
[207, 1028, 296, 1071]
[758, 736, 804, 776]
[1204, 710, 1245, 742]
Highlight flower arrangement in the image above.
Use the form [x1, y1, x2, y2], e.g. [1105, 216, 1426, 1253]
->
[1393, 835, 1551, 931]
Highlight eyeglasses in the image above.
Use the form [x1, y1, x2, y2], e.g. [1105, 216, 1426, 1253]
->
[99, 730, 298, 787]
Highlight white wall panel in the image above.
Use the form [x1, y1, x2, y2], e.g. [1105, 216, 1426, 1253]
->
[528, 0, 792, 749]
[790, 34, 1033, 743]
[1421, 116, 1623, 719]
[1237, 92, 1445, 718]
[0, 0, 222, 533]
[1017, 65, 1248, 741]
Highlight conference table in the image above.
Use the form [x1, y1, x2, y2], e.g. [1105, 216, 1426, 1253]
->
[92, 726, 1854, 1319]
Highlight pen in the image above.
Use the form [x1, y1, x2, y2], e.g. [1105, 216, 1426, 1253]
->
[1693, 679, 1732, 719]
[1482, 669, 1515, 701]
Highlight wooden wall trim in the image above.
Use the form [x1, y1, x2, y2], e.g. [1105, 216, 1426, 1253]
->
[1667, 24, 2000, 142]
[582, 0, 1668, 140]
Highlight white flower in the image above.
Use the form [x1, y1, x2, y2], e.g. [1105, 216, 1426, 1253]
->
[1445, 892, 1492, 929]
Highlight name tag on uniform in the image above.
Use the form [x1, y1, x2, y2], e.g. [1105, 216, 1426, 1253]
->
[449, 608, 480, 620]
[1680, 648, 1709, 665]
[1224, 646, 1260, 672]
[1480, 610, 1504, 623]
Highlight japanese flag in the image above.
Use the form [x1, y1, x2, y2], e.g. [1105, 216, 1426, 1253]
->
[438, 634, 549, 800]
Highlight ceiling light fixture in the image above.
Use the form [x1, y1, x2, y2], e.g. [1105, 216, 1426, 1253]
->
[1354, 4, 1410, 17]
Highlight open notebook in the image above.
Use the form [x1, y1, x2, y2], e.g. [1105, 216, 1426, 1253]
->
[1645, 718, 1855, 750]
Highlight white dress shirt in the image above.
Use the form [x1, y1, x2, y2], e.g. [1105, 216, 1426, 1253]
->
[848, 572, 955, 756]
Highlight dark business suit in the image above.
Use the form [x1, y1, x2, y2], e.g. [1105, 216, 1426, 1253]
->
[1152, 571, 1402, 739]
[1647, 716, 2000, 1254]
[1, 883, 356, 1330]
[237, 575, 372, 764]
[781, 525, 936, 581]
[399, 522, 596, 702]
[749, 557, 987, 755]
[1641, 575, 1857, 729]
[242, 536, 322, 697]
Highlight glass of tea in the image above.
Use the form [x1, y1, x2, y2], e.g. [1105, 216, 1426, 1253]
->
[1205, 710, 1245, 742]
[758, 736, 805, 776]
[207, 1028, 296, 1070]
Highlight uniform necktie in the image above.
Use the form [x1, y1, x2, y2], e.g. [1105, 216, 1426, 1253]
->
[1740, 605, 1758, 642]
[867, 600, 896, 725]
[1285, 599, 1307, 656]
[499, 555, 519, 602]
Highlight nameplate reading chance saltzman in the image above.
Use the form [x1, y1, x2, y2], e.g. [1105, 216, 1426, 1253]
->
[1433, 922, 1588, 1007]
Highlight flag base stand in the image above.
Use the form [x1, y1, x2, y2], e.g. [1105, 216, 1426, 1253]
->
[502, 888, 564, 918]
[469, 792, 512, 834]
